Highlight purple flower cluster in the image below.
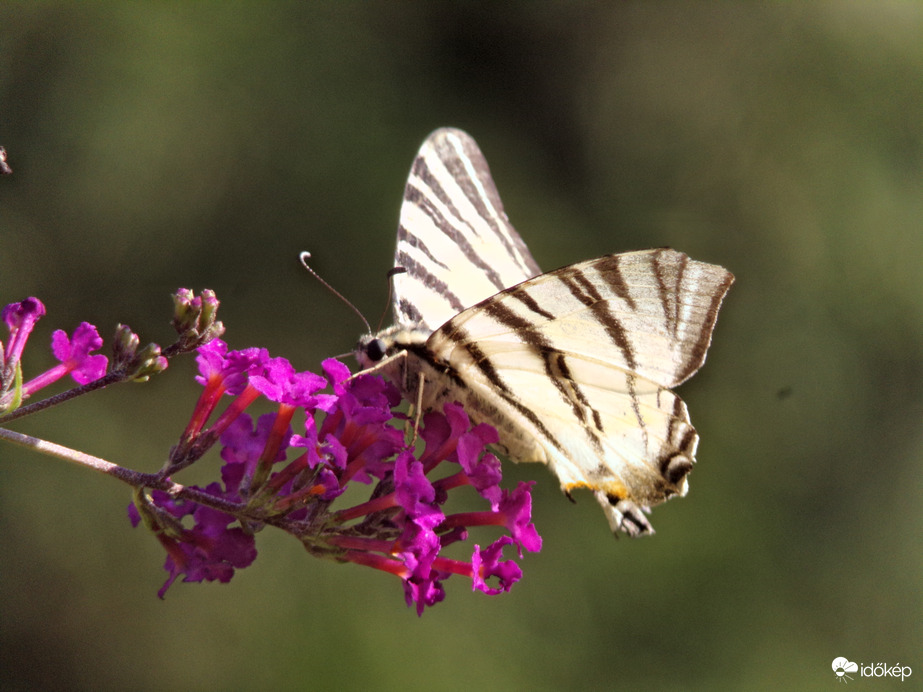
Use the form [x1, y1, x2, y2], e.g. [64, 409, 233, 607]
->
[1, 298, 109, 411]
[1, 293, 540, 613]
[131, 339, 542, 613]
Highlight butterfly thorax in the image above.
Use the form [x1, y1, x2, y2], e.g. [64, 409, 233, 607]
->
[356, 325, 456, 412]
[356, 324, 551, 463]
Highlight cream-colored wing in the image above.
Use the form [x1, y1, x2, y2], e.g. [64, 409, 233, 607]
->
[424, 248, 734, 535]
[392, 128, 541, 332]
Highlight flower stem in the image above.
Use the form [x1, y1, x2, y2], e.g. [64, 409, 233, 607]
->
[0, 371, 123, 424]
[0, 426, 245, 516]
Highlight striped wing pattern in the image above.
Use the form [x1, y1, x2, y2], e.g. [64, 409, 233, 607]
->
[392, 128, 541, 332]
[357, 127, 733, 536]
[425, 249, 733, 535]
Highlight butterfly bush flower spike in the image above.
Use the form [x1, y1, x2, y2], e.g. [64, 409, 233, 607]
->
[134, 341, 540, 613]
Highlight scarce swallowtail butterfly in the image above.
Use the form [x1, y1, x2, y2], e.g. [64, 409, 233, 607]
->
[356, 128, 733, 537]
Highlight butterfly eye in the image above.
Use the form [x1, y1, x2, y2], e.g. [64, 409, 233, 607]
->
[365, 338, 387, 362]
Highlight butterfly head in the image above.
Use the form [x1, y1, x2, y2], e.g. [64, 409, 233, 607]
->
[355, 325, 428, 371]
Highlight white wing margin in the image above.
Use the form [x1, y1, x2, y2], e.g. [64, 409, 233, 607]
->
[392, 128, 541, 332]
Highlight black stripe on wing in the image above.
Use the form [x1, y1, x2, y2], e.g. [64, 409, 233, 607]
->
[648, 248, 735, 385]
[439, 323, 573, 460]
[402, 165, 508, 293]
[431, 130, 541, 279]
[436, 281, 622, 457]
[556, 262, 639, 373]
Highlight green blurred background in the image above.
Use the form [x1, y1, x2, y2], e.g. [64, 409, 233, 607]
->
[2, 3, 921, 690]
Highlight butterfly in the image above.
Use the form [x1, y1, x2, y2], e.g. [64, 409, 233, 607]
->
[356, 128, 733, 536]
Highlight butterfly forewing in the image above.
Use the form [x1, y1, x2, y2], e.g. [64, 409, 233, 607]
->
[358, 127, 734, 537]
[393, 128, 540, 331]
[436, 249, 733, 389]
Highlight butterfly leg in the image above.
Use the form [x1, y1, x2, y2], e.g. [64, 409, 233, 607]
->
[406, 370, 426, 447]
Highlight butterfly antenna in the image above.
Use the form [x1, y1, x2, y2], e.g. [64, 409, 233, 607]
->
[299, 251, 371, 334]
